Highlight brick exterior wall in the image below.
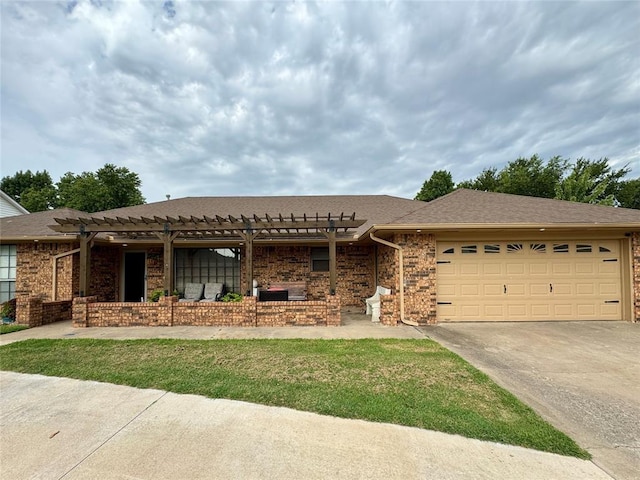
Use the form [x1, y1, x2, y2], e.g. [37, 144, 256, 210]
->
[633, 232, 640, 322]
[90, 246, 120, 301]
[373, 234, 437, 326]
[251, 245, 374, 306]
[146, 248, 164, 296]
[73, 295, 340, 327]
[16, 242, 78, 301]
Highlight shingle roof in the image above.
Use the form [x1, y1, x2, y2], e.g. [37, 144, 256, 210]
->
[86, 195, 427, 238]
[0, 208, 88, 239]
[1, 191, 638, 242]
[392, 189, 640, 226]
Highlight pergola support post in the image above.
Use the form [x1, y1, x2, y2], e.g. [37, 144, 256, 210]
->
[240, 227, 260, 296]
[323, 220, 337, 295]
[156, 227, 180, 296]
[78, 230, 97, 297]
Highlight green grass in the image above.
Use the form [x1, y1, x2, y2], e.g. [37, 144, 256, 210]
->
[0, 338, 588, 458]
[0, 324, 29, 334]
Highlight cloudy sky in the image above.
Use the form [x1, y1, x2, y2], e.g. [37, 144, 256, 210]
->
[1, 0, 638, 204]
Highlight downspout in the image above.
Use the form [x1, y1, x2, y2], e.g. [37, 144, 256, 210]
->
[52, 248, 80, 301]
[369, 232, 419, 327]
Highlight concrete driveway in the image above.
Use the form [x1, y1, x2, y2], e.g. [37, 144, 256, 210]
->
[422, 321, 640, 480]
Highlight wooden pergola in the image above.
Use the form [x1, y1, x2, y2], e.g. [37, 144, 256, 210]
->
[51, 212, 366, 298]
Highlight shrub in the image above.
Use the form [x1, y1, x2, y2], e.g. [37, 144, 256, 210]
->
[149, 289, 165, 302]
[221, 293, 242, 303]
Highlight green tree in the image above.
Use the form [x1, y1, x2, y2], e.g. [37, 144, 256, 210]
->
[56, 164, 145, 213]
[415, 170, 455, 202]
[497, 155, 567, 198]
[457, 167, 500, 192]
[616, 178, 640, 209]
[0, 170, 57, 211]
[555, 158, 629, 205]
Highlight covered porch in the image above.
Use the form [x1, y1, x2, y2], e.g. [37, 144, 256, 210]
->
[50, 211, 367, 327]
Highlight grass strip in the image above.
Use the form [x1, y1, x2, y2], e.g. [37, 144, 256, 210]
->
[0, 324, 29, 335]
[0, 338, 588, 458]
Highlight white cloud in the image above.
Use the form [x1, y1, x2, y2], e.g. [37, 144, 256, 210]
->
[1, 0, 638, 203]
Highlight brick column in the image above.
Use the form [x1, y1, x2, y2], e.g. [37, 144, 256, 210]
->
[326, 294, 341, 326]
[380, 294, 398, 326]
[158, 295, 178, 326]
[72, 296, 97, 328]
[242, 296, 257, 326]
[16, 297, 43, 327]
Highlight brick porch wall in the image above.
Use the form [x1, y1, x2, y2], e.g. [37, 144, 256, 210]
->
[73, 295, 340, 327]
[16, 297, 72, 327]
[633, 232, 640, 322]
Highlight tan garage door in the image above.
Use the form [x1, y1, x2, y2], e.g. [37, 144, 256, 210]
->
[436, 240, 622, 321]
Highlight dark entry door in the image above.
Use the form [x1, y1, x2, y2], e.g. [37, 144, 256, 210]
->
[124, 252, 146, 302]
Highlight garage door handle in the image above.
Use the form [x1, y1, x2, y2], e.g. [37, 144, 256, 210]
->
[503, 285, 507, 294]
[550, 283, 553, 293]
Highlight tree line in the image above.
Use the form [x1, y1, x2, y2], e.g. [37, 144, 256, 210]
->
[1, 164, 145, 213]
[415, 155, 639, 209]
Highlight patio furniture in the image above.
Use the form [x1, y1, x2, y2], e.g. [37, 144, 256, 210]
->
[200, 283, 224, 302]
[366, 286, 391, 322]
[268, 281, 307, 301]
[259, 289, 289, 301]
[178, 283, 204, 302]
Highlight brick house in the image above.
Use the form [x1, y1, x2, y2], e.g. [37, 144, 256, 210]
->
[1, 189, 639, 327]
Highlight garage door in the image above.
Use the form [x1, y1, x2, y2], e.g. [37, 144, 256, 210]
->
[436, 240, 622, 321]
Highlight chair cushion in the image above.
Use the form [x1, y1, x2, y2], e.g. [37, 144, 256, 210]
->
[182, 283, 204, 301]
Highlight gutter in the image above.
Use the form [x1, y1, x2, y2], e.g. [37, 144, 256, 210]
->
[52, 248, 80, 301]
[369, 232, 418, 327]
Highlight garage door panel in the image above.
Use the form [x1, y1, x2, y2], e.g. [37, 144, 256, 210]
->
[506, 263, 525, 275]
[576, 283, 594, 295]
[531, 304, 551, 318]
[575, 262, 594, 274]
[460, 284, 480, 296]
[460, 264, 480, 276]
[529, 283, 549, 296]
[552, 263, 572, 275]
[436, 239, 622, 322]
[483, 284, 503, 296]
[553, 283, 573, 296]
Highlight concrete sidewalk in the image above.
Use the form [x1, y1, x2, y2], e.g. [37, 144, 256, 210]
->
[0, 371, 612, 480]
[0, 313, 428, 346]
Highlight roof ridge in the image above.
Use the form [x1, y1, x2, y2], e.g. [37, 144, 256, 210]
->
[390, 189, 466, 223]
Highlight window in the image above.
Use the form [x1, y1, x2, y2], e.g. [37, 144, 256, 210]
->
[507, 243, 523, 253]
[576, 244, 592, 253]
[553, 243, 569, 253]
[311, 247, 330, 272]
[174, 248, 240, 294]
[442, 247, 455, 254]
[530, 243, 546, 253]
[0, 245, 17, 303]
[484, 244, 500, 254]
[599, 246, 612, 253]
[461, 245, 477, 254]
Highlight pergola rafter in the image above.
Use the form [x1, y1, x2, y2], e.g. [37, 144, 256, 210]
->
[51, 213, 365, 298]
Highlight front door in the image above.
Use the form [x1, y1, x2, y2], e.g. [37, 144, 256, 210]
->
[124, 252, 146, 302]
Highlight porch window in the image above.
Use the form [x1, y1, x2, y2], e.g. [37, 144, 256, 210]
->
[0, 244, 16, 303]
[174, 248, 241, 294]
[311, 247, 330, 272]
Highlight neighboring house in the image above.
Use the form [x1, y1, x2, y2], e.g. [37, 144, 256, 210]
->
[0, 190, 29, 218]
[0, 189, 638, 327]
[0, 190, 29, 302]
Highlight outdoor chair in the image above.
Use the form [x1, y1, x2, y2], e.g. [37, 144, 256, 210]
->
[200, 283, 224, 302]
[365, 286, 391, 322]
[178, 283, 204, 302]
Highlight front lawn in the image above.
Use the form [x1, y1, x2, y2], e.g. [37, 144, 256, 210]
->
[0, 324, 29, 335]
[0, 338, 588, 458]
